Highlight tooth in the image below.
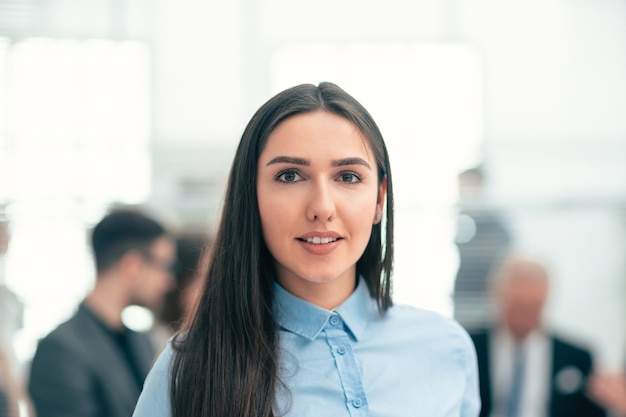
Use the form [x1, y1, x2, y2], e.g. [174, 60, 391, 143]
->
[304, 237, 337, 244]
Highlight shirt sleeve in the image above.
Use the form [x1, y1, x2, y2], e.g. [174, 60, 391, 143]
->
[460, 330, 482, 417]
[132, 341, 174, 417]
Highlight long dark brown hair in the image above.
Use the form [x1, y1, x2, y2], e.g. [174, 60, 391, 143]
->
[169, 82, 395, 417]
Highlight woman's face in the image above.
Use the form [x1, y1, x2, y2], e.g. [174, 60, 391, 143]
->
[257, 111, 385, 307]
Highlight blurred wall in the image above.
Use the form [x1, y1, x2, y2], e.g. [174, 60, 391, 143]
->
[0, 0, 624, 369]
[149, 0, 626, 368]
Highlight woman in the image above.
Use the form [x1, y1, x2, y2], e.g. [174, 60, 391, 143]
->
[133, 82, 480, 417]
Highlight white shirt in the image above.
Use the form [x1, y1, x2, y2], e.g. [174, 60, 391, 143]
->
[490, 329, 551, 417]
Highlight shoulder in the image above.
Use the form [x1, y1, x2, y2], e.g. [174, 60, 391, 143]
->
[39, 303, 108, 340]
[133, 339, 175, 415]
[143, 337, 176, 383]
[551, 333, 594, 360]
[385, 303, 465, 333]
[466, 327, 490, 344]
[152, 338, 176, 369]
[33, 309, 88, 353]
[29, 312, 94, 390]
[548, 333, 598, 382]
[381, 304, 477, 362]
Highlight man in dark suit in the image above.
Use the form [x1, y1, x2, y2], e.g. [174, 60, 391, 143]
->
[28, 209, 176, 417]
[469, 253, 605, 417]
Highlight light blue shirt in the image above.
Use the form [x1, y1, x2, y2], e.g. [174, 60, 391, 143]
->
[133, 278, 481, 417]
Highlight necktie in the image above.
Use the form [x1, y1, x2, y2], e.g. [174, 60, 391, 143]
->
[506, 345, 525, 417]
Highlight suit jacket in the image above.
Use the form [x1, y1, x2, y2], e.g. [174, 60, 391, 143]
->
[28, 303, 157, 417]
[470, 329, 605, 417]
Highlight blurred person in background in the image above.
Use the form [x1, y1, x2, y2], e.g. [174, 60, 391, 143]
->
[588, 371, 626, 417]
[0, 351, 20, 417]
[0, 286, 31, 417]
[470, 252, 605, 417]
[453, 165, 512, 330]
[149, 234, 208, 351]
[0, 210, 34, 417]
[28, 209, 175, 417]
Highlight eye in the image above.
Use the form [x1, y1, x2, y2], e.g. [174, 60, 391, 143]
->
[338, 171, 362, 184]
[276, 170, 303, 183]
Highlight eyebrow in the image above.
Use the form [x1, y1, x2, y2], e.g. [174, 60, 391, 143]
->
[266, 156, 309, 166]
[333, 157, 371, 169]
[266, 156, 371, 169]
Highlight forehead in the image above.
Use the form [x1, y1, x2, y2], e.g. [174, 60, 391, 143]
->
[502, 275, 548, 301]
[260, 111, 374, 161]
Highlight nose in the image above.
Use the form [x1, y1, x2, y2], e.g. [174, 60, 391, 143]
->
[306, 180, 336, 222]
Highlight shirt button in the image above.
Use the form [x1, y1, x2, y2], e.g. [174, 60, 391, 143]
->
[352, 398, 363, 408]
[329, 316, 340, 326]
[337, 346, 347, 355]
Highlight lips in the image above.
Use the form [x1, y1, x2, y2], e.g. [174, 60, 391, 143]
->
[296, 232, 343, 256]
[296, 232, 343, 254]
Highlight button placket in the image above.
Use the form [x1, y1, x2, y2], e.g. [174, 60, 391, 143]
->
[324, 314, 370, 416]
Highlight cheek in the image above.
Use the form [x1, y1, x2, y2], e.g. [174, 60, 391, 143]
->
[258, 192, 292, 246]
[342, 191, 378, 223]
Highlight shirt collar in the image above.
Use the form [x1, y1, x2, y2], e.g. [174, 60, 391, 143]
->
[495, 327, 547, 350]
[273, 276, 378, 342]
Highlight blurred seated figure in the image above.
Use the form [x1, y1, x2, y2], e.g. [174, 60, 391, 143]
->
[453, 165, 512, 329]
[0, 287, 22, 374]
[469, 253, 606, 417]
[0, 350, 19, 417]
[588, 371, 626, 417]
[1, 212, 32, 417]
[150, 233, 207, 350]
[28, 209, 175, 417]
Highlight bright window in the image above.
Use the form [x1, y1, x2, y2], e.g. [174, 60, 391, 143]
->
[0, 37, 152, 362]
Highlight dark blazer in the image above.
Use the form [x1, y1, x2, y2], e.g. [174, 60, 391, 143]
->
[470, 329, 605, 417]
[28, 303, 157, 417]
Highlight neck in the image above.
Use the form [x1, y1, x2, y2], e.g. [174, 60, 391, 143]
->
[278, 274, 358, 311]
[84, 275, 128, 330]
[506, 329, 537, 345]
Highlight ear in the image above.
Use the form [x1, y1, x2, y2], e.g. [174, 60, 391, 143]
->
[117, 250, 144, 279]
[373, 177, 387, 225]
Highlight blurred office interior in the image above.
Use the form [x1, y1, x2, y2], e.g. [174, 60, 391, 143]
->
[0, 0, 625, 376]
